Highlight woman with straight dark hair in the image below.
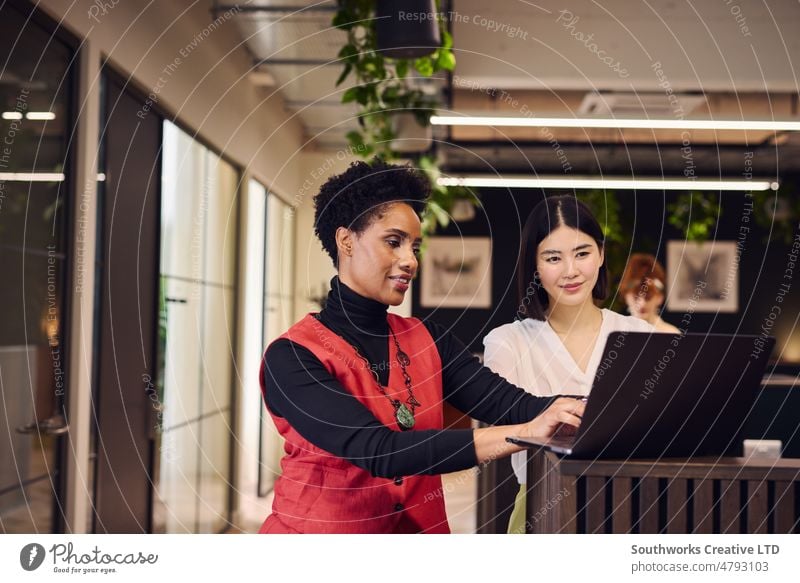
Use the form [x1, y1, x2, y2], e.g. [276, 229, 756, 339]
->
[259, 161, 585, 534]
[483, 195, 654, 533]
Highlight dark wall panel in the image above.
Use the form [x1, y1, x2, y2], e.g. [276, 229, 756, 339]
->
[93, 76, 161, 532]
[413, 189, 543, 353]
[413, 188, 800, 366]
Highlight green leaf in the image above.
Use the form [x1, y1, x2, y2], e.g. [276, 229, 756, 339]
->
[426, 200, 450, 229]
[332, 10, 354, 30]
[346, 130, 364, 149]
[414, 57, 434, 77]
[381, 85, 400, 104]
[436, 49, 456, 71]
[420, 213, 436, 240]
[417, 154, 434, 171]
[341, 86, 360, 103]
[441, 30, 453, 50]
[358, 84, 375, 106]
[375, 62, 388, 81]
[395, 59, 409, 79]
[335, 63, 352, 86]
[338, 43, 359, 64]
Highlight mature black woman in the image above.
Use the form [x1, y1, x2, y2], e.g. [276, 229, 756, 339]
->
[259, 160, 584, 534]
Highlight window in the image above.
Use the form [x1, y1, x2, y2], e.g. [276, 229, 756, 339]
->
[156, 122, 238, 533]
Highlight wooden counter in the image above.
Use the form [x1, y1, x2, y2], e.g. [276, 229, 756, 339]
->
[525, 449, 800, 534]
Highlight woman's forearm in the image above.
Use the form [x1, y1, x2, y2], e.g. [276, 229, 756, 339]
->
[472, 424, 528, 464]
[472, 397, 585, 464]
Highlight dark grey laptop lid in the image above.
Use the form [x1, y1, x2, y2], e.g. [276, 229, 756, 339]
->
[513, 332, 775, 459]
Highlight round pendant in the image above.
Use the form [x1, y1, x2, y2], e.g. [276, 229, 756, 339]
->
[395, 403, 415, 431]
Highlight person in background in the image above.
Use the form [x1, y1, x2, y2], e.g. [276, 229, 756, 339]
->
[259, 160, 584, 534]
[619, 253, 680, 333]
[483, 195, 655, 534]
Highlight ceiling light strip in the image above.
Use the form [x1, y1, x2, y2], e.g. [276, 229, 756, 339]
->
[430, 115, 800, 132]
[25, 112, 56, 120]
[437, 176, 778, 191]
[0, 172, 66, 182]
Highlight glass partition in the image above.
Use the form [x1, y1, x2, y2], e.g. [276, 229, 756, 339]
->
[258, 193, 295, 496]
[0, 2, 74, 534]
[156, 122, 238, 533]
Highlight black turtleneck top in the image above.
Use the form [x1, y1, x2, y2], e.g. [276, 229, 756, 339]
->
[263, 278, 553, 478]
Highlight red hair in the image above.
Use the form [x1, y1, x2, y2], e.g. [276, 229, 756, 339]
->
[619, 253, 666, 300]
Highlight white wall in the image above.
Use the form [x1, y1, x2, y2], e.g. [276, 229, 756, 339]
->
[293, 152, 348, 322]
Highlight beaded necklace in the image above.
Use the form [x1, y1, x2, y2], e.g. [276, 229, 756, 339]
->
[349, 325, 421, 431]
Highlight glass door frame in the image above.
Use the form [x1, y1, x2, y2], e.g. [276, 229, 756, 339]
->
[0, 0, 81, 534]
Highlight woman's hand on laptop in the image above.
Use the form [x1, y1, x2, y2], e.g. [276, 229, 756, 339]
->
[521, 397, 585, 439]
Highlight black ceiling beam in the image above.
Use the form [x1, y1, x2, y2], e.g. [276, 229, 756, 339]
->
[438, 140, 797, 172]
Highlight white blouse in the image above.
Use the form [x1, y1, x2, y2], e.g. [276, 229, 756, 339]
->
[483, 309, 655, 483]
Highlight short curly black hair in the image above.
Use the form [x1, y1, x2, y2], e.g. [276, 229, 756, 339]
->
[314, 159, 430, 267]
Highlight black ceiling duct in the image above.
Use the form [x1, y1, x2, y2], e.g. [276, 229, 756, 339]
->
[375, 0, 440, 59]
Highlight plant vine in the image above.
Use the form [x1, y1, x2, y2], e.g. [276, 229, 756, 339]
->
[332, 0, 474, 237]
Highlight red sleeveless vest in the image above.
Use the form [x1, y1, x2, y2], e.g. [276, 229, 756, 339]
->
[258, 313, 451, 534]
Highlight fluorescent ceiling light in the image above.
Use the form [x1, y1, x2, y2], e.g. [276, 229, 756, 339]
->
[2, 111, 23, 120]
[0, 172, 65, 182]
[437, 175, 779, 191]
[25, 111, 56, 120]
[0, 173, 105, 182]
[430, 115, 800, 132]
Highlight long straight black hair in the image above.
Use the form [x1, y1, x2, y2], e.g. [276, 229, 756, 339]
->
[517, 195, 608, 320]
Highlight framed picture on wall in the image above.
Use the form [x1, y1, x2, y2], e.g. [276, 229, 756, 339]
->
[666, 240, 738, 313]
[420, 237, 492, 309]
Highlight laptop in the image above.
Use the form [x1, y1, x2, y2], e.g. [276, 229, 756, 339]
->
[507, 332, 775, 458]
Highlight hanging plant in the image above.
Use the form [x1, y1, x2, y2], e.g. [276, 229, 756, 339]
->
[667, 191, 721, 241]
[416, 154, 475, 234]
[333, 0, 454, 157]
[332, 1, 474, 237]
